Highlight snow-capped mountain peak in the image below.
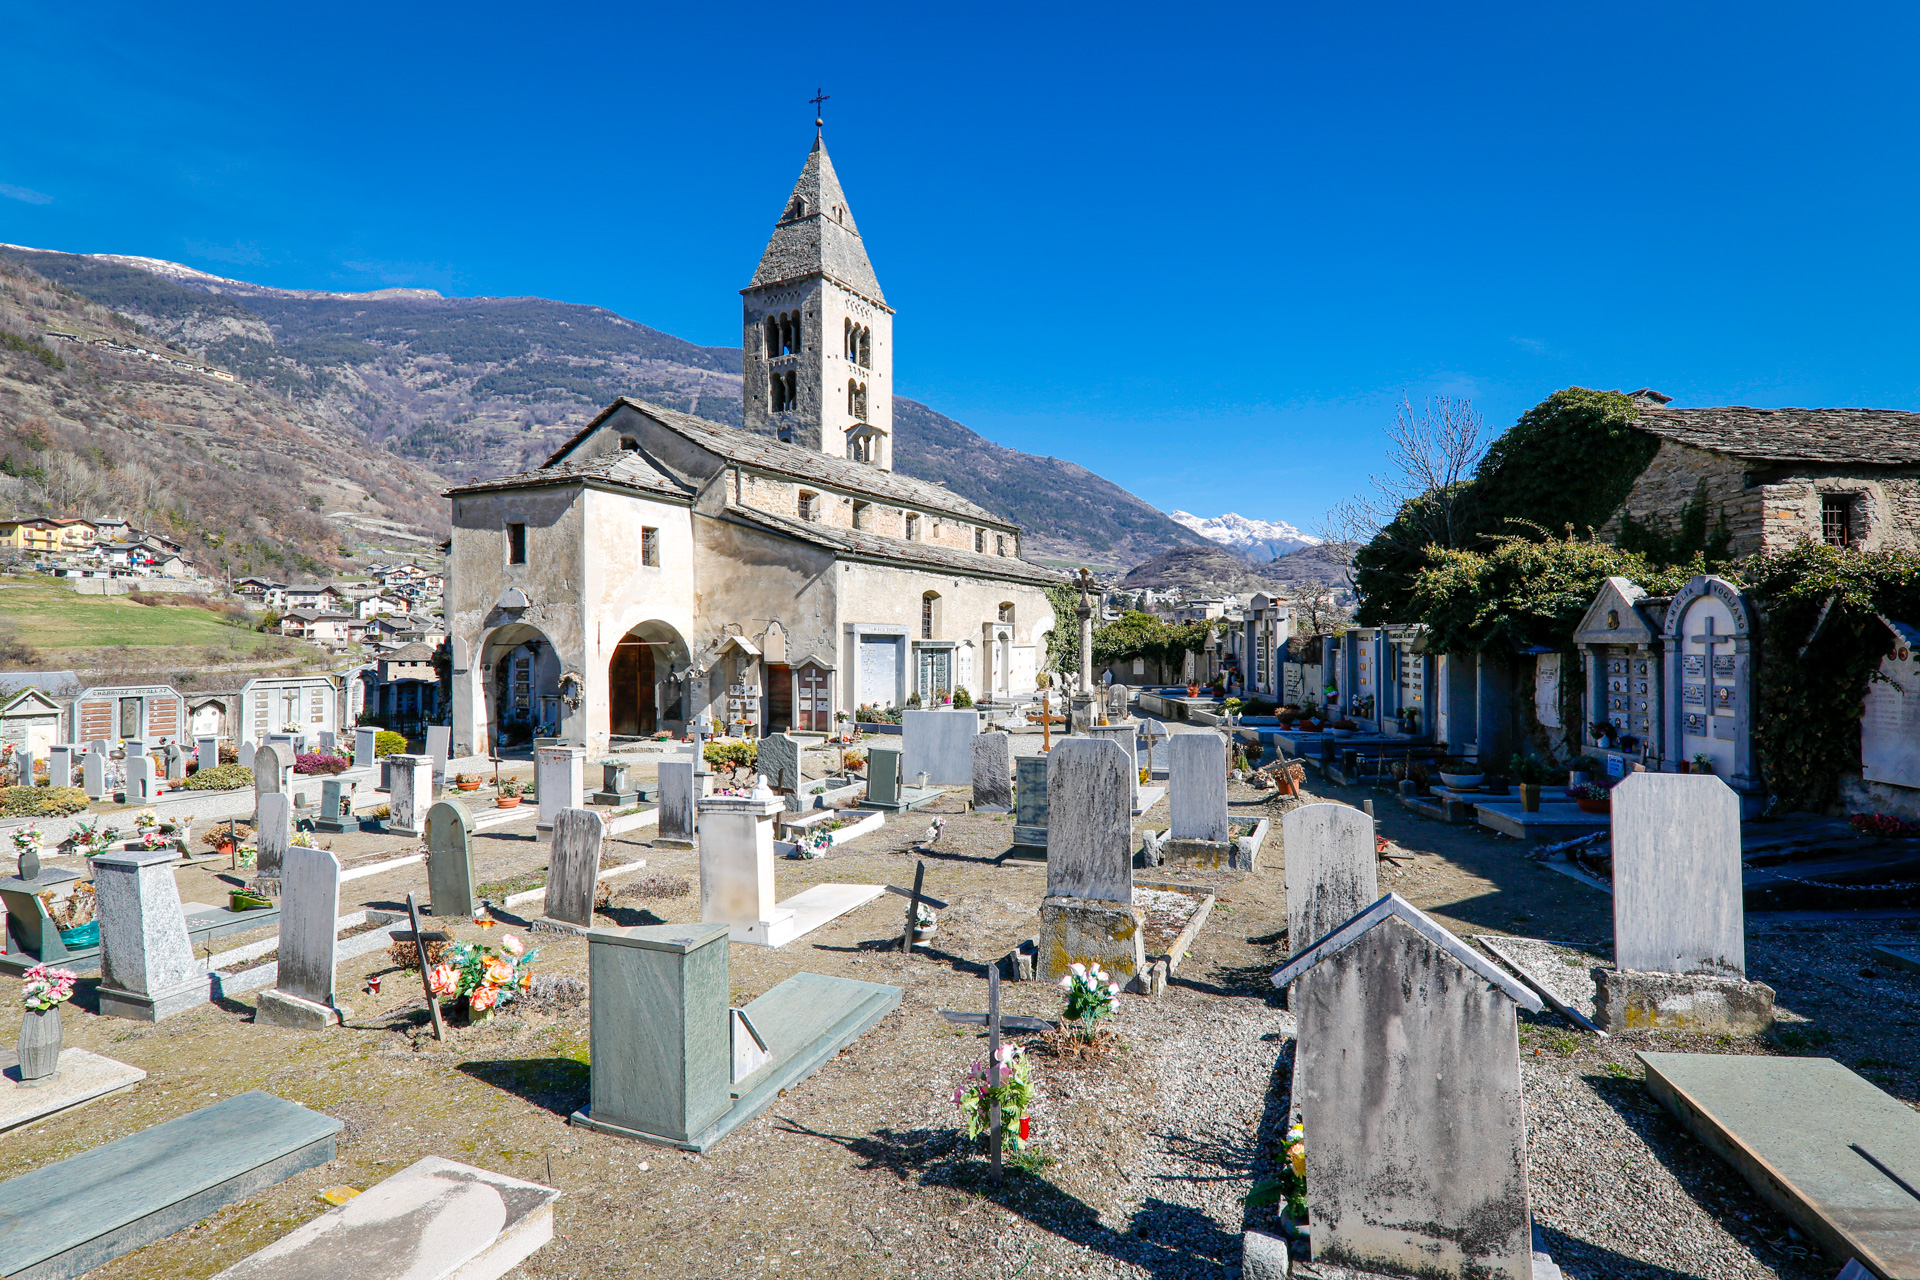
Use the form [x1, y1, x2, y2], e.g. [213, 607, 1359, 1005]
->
[1169, 511, 1321, 562]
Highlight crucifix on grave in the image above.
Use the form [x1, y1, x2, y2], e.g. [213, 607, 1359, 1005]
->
[888, 861, 949, 952]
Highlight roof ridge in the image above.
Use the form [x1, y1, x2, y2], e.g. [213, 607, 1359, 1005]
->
[722, 504, 1067, 586]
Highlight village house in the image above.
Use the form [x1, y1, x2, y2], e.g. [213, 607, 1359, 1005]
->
[279, 610, 365, 646]
[443, 132, 1062, 757]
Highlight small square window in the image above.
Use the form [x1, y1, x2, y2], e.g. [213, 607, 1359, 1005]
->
[506, 522, 527, 565]
[1821, 494, 1855, 547]
[642, 526, 659, 566]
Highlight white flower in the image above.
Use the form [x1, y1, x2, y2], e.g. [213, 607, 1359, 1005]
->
[1069, 962, 1086, 978]
[1107, 983, 1121, 997]
[1057, 976, 1072, 990]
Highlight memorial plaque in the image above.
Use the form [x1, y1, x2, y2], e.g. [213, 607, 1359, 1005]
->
[1683, 654, 1705, 677]
[1713, 686, 1734, 713]
[1683, 684, 1707, 705]
[1712, 655, 1736, 676]
[1684, 712, 1708, 735]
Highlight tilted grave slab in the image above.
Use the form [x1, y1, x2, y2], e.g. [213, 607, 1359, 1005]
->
[0, 1090, 342, 1280]
[209, 1155, 560, 1280]
[1640, 1052, 1920, 1280]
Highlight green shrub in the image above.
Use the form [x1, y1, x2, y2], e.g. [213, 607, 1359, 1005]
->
[703, 739, 757, 771]
[0, 785, 88, 817]
[952, 686, 974, 708]
[179, 763, 254, 791]
[374, 730, 407, 758]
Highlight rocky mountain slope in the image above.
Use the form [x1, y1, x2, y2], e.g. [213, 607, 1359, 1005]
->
[0, 255, 447, 579]
[0, 246, 1202, 568]
[1170, 510, 1319, 561]
[1119, 540, 1359, 598]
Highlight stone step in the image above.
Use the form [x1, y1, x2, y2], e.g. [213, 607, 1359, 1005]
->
[209, 1155, 559, 1280]
[0, 1090, 341, 1280]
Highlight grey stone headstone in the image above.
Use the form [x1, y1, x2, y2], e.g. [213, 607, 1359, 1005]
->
[128, 754, 158, 805]
[1611, 772, 1745, 976]
[276, 844, 343, 1009]
[386, 754, 433, 838]
[1044, 737, 1133, 904]
[545, 808, 603, 928]
[238, 740, 256, 769]
[1089, 722, 1140, 806]
[195, 735, 220, 773]
[1168, 733, 1230, 842]
[253, 743, 284, 800]
[1013, 754, 1048, 845]
[867, 746, 901, 807]
[87, 738, 108, 758]
[353, 727, 378, 770]
[164, 743, 188, 781]
[92, 848, 208, 1021]
[1284, 802, 1379, 954]
[425, 725, 452, 787]
[49, 744, 76, 790]
[255, 792, 294, 884]
[759, 732, 801, 793]
[658, 759, 696, 844]
[972, 731, 1011, 810]
[901, 709, 979, 786]
[83, 750, 106, 800]
[318, 729, 337, 754]
[1293, 914, 1534, 1280]
[427, 800, 475, 918]
[314, 778, 352, 833]
[581, 922, 732, 1145]
[126, 739, 147, 757]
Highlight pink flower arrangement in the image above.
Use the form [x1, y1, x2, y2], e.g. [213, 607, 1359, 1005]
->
[22, 963, 79, 1013]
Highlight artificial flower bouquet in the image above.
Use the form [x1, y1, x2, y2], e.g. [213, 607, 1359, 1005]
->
[22, 963, 79, 1013]
[1057, 961, 1122, 1041]
[954, 1043, 1033, 1150]
[429, 934, 539, 1017]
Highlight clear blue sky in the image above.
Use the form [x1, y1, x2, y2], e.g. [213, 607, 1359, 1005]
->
[6, 2, 1919, 533]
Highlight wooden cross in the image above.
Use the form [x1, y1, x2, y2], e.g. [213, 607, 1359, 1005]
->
[900, 860, 926, 954]
[988, 963, 1003, 1187]
[406, 891, 444, 1041]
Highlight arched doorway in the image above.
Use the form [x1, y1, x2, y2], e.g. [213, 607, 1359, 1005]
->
[481, 623, 561, 750]
[607, 621, 690, 741]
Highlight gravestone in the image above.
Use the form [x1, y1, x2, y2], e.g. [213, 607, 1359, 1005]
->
[868, 746, 901, 807]
[317, 728, 337, 754]
[591, 759, 638, 807]
[314, 778, 354, 834]
[195, 735, 219, 774]
[386, 754, 433, 838]
[535, 744, 586, 832]
[543, 808, 603, 930]
[93, 847, 209, 1021]
[82, 749, 106, 800]
[426, 800, 475, 919]
[128, 754, 159, 804]
[425, 725, 452, 790]
[1600, 772, 1772, 1032]
[254, 791, 294, 893]
[1271, 894, 1544, 1280]
[697, 782, 795, 946]
[971, 731, 1012, 812]
[1089, 721, 1140, 809]
[759, 732, 801, 795]
[164, 742, 188, 782]
[1037, 737, 1144, 986]
[1660, 574, 1762, 812]
[126, 739, 147, 758]
[901, 709, 979, 786]
[1862, 617, 1920, 790]
[1284, 802, 1378, 953]
[49, 743, 76, 790]
[656, 758, 696, 848]
[239, 740, 256, 769]
[1105, 682, 1129, 722]
[256, 845, 350, 1029]
[353, 727, 378, 771]
[1168, 733, 1230, 841]
[1013, 755, 1048, 846]
[253, 742, 287, 803]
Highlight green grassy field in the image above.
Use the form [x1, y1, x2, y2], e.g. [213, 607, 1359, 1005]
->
[0, 584, 273, 655]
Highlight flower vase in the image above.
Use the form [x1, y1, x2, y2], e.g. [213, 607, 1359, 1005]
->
[458, 997, 494, 1026]
[18, 1006, 62, 1084]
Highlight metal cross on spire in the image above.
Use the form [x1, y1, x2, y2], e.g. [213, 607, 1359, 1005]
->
[810, 88, 830, 132]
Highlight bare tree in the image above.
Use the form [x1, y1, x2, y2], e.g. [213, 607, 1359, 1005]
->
[1290, 579, 1351, 636]
[1317, 395, 1488, 583]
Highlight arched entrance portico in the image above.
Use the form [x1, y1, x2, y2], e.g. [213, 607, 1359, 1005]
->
[607, 621, 691, 742]
[481, 623, 562, 750]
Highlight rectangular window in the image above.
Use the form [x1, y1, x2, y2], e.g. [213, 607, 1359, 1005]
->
[852, 501, 870, 530]
[799, 491, 819, 521]
[1821, 494, 1854, 547]
[975, 528, 985, 553]
[998, 602, 1014, 624]
[506, 522, 527, 564]
[905, 514, 920, 541]
[996, 535, 1007, 556]
[642, 526, 659, 566]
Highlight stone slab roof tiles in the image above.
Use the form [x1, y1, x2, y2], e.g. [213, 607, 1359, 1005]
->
[747, 137, 887, 307]
[1636, 405, 1920, 466]
[721, 505, 1068, 588]
[444, 446, 696, 503]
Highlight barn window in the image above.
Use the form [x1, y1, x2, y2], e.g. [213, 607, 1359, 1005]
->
[506, 522, 527, 565]
[1822, 493, 1857, 547]
[642, 527, 659, 566]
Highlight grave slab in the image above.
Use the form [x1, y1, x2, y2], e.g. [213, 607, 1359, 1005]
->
[0, 1048, 146, 1134]
[972, 731, 1012, 812]
[208, 1155, 560, 1280]
[902, 709, 978, 786]
[777, 882, 886, 938]
[1640, 1052, 1920, 1279]
[1612, 772, 1745, 976]
[0, 1090, 342, 1280]
[758, 733, 801, 794]
[385, 755, 433, 838]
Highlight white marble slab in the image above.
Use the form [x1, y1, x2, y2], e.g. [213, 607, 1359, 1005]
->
[0, 1048, 147, 1134]
[777, 883, 887, 940]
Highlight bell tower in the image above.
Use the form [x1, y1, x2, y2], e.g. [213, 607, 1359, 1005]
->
[741, 129, 894, 469]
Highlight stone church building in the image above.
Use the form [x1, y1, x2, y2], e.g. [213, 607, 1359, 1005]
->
[444, 135, 1063, 757]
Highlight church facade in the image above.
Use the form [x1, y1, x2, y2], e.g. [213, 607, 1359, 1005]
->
[443, 135, 1062, 757]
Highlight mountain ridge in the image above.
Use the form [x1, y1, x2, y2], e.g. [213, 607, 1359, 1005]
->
[1170, 509, 1320, 562]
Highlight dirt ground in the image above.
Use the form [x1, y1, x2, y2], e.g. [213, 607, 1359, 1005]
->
[2, 743, 1914, 1280]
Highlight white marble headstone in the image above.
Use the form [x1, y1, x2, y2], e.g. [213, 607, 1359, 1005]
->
[1610, 772, 1744, 976]
[535, 745, 585, 832]
[1283, 802, 1379, 954]
[1168, 732, 1229, 842]
[386, 754, 433, 838]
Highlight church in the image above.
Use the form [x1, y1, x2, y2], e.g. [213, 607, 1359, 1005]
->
[443, 133, 1064, 758]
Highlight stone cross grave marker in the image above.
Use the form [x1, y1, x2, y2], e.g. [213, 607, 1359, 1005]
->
[1168, 732, 1229, 842]
[254, 791, 293, 892]
[1272, 894, 1544, 1280]
[1284, 802, 1379, 954]
[82, 749, 106, 800]
[425, 725, 452, 789]
[256, 844, 350, 1029]
[426, 800, 475, 919]
[386, 754, 433, 838]
[1611, 772, 1744, 976]
[535, 745, 585, 832]
[656, 759, 696, 847]
[1038, 737, 1144, 985]
[972, 731, 1012, 812]
[93, 848, 209, 1022]
[128, 754, 158, 805]
[902, 709, 979, 786]
[759, 732, 801, 795]
[353, 727, 378, 771]
[543, 808, 603, 930]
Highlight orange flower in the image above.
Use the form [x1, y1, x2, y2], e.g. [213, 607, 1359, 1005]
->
[473, 908, 496, 929]
[428, 965, 459, 996]
[469, 984, 498, 1011]
[482, 957, 515, 986]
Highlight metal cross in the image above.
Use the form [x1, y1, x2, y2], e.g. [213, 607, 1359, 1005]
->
[810, 88, 830, 128]
[988, 964, 1003, 1186]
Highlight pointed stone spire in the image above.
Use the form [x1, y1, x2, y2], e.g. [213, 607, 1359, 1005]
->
[748, 137, 887, 306]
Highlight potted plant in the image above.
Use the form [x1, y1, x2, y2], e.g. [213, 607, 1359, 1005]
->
[1692, 754, 1715, 776]
[18, 963, 79, 1084]
[1567, 754, 1600, 787]
[495, 777, 524, 808]
[1185, 682, 1201, 697]
[452, 771, 482, 792]
[428, 934, 539, 1025]
[912, 902, 938, 942]
[1436, 762, 1486, 791]
[229, 885, 274, 911]
[1570, 781, 1611, 814]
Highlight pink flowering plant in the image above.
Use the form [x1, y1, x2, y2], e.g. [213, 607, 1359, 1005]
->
[10, 821, 42, 857]
[22, 963, 79, 1013]
[953, 1044, 1033, 1149]
[1057, 962, 1121, 1042]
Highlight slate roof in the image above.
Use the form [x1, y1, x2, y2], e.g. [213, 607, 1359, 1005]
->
[443, 445, 696, 502]
[721, 505, 1068, 588]
[1635, 405, 1920, 466]
[746, 137, 888, 307]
